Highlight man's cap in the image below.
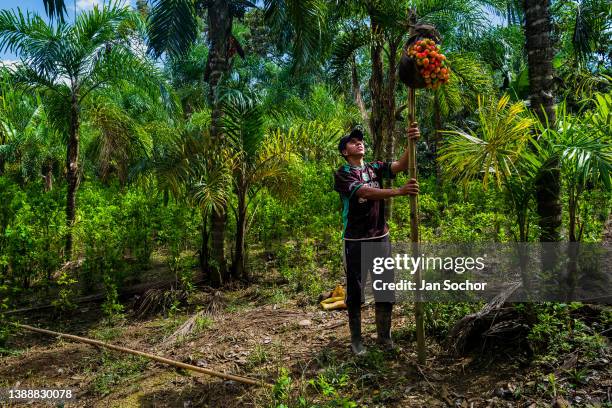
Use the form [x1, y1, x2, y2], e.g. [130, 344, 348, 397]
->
[338, 128, 364, 155]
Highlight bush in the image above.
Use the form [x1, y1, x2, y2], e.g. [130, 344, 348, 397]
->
[77, 199, 125, 293]
[525, 302, 607, 362]
[0, 182, 64, 291]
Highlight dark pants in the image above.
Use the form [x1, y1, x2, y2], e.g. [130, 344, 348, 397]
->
[343, 234, 395, 308]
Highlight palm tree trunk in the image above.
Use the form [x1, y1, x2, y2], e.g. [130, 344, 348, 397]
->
[524, 0, 561, 242]
[200, 209, 209, 274]
[383, 38, 399, 221]
[233, 191, 247, 281]
[369, 21, 385, 160]
[206, 0, 233, 286]
[65, 90, 80, 259]
[351, 57, 369, 126]
[568, 190, 577, 242]
[43, 163, 53, 192]
[433, 93, 443, 187]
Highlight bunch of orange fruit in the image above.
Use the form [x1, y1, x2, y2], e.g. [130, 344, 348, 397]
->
[407, 38, 450, 89]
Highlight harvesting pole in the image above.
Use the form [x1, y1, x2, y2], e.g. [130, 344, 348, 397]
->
[407, 9, 426, 365]
[408, 87, 426, 365]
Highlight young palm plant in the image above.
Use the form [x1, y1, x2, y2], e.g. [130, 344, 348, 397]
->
[0, 88, 62, 190]
[220, 90, 300, 281]
[0, 4, 149, 258]
[439, 94, 538, 241]
[533, 94, 612, 241]
[83, 75, 178, 186]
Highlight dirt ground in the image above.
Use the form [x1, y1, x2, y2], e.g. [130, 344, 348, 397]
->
[1, 284, 611, 408]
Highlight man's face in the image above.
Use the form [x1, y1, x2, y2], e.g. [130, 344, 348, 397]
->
[342, 137, 365, 158]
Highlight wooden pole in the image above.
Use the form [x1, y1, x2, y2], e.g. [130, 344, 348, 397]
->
[407, 87, 426, 364]
[13, 322, 272, 388]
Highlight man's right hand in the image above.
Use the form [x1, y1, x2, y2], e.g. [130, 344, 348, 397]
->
[398, 178, 419, 196]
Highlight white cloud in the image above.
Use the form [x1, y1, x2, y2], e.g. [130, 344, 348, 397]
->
[74, 0, 129, 11]
[0, 60, 18, 71]
[76, 0, 103, 11]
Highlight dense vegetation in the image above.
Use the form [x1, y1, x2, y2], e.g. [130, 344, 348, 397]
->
[0, 0, 610, 406]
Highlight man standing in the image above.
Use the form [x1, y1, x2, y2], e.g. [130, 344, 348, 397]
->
[334, 123, 420, 355]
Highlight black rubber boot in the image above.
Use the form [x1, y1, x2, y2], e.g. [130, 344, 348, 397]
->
[348, 304, 366, 355]
[375, 302, 394, 350]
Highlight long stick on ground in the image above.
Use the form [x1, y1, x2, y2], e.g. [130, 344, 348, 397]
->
[12, 322, 272, 388]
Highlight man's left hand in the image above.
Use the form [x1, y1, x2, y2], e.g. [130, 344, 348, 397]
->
[408, 122, 420, 140]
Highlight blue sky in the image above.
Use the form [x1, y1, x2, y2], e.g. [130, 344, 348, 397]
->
[0, 0, 137, 62]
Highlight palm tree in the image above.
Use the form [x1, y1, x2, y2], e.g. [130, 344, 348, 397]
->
[439, 94, 537, 241]
[0, 4, 147, 258]
[84, 76, 178, 186]
[220, 90, 300, 280]
[0, 88, 63, 191]
[554, 0, 611, 110]
[523, 0, 561, 242]
[417, 52, 496, 182]
[189, 147, 233, 285]
[533, 95, 612, 241]
[129, 107, 233, 286]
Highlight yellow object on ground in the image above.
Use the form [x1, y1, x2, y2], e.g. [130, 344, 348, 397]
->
[320, 296, 344, 305]
[320, 284, 347, 310]
[331, 284, 345, 299]
[321, 299, 347, 310]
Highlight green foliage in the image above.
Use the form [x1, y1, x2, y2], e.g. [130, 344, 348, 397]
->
[77, 190, 126, 292]
[89, 325, 125, 342]
[193, 315, 213, 332]
[525, 302, 607, 361]
[91, 351, 148, 396]
[272, 367, 293, 405]
[424, 302, 482, 338]
[307, 369, 357, 408]
[391, 177, 515, 243]
[101, 274, 125, 321]
[0, 297, 11, 351]
[0, 180, 64, 290]
[0, 7, 610, 402]
[253, 162, 341, 239]
[51, 271, 78, 312]
[275, 237, 333, 301]
[439, 94, 536, 190]
[121, 190, 155, 271]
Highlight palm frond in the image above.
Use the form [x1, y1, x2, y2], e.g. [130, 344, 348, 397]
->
[190, 160, 232, 214]
[330, 24, 369, 83]
[365, 0, 409, 32]
[439, 94, 536, 189]
[147, 0, 198, 59]
[219, 90, 266, 159]
[0, 9, 68, 79]
[250, 128, 301, 202]
[43, 0, 67, 22]
[443, 52, 495, 113]
[84, 92, 152, 184]
[571, 0, 611, 65]
[536, 96, 612, 192]
[417, 0, 488, 43]
[264, 0, 327, 71]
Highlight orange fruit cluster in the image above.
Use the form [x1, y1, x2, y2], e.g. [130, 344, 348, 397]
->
[407, 38, 450, 89]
